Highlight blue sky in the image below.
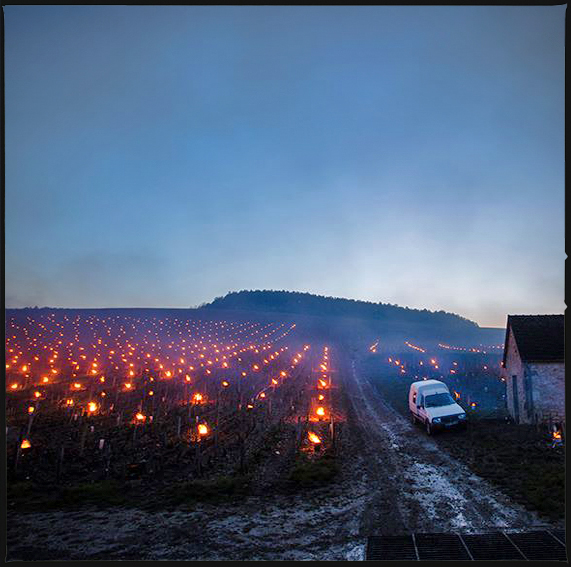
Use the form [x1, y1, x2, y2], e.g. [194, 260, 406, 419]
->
[5, 6, 565, 327]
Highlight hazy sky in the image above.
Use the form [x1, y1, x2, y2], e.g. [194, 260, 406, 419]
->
[5, 6, 565, 327]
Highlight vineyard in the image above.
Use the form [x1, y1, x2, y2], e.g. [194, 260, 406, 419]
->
[6, 313, 342, 506]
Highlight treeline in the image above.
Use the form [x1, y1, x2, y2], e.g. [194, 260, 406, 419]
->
[204, 290, 479, 331]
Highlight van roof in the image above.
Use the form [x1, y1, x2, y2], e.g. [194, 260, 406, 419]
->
[411, 379, 448, 389]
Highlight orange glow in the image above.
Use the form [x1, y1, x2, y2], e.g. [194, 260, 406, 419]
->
[65, 398, 74, 406]
[135, 412, 146, 422]
[193, 393, 203, 403]
[73, 382, 82, 389]
[318, 394, 324, 401]
[87, 401, 98, 413]
[41, 376, 49, 383]
[10, 383, 18, 390]
[316, 406, 325, 417]
[20, 439, 31, 449]
[308, 431, 321, 444]
[33, 391, 41, 398]
[125, 382, 132, 389]
[198, 423, 209, 436]
[221, 380, 229, 387]
[28, 406, 35, 414]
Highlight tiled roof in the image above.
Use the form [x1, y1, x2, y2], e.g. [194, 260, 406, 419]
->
[504, 315, 564, 364]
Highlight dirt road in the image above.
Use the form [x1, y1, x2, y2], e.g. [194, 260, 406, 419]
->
[342, 351, 560, 536]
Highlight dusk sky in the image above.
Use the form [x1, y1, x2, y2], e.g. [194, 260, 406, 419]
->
[5, 6, 565, 328]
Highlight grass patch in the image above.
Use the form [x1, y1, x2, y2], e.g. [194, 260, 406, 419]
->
[7, 480, 128, 512]
[163, 475, 250, 506]
[288, 452, 339, 489]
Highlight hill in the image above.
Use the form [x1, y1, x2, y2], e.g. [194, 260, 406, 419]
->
[203, 290, 504, 346]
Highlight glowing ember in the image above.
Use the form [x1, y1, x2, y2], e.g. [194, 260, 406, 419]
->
[308, 431, 321, 444]
[135, 412, 146, 422]
[28, 406, 35, 414]
[221, 380, 229, 387]
[193, 393, 203, 403]
[87, 401, 98, 413]
[198, 423, 209, 436]
[316, 406, 325, 417]
[20, 439, 31, 449]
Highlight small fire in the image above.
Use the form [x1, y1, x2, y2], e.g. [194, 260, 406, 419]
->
[28, 406, 35, 414]
[553, 430, 562, 441]
[318, 394, 324, 401]
[316, 406, 325, 417]
[65, 398, 74, 406]
[20, 439, 31, 449]
[193, 393, 203, 403]
[308, 431, 321, 444]
[87, 401, 98, 413]
[10, 383, 19, 390]
[135, 412, 146, 422]
[198, 423, 209, 436]
[125, 382, 132, 389]
[42, 376, 49, 383]
[221, 380, 229, 387]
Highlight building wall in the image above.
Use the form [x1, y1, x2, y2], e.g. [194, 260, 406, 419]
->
[502, 327, 525, 422]
[525, 362, 565, 423]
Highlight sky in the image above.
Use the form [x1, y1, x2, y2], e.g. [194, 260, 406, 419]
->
[5, 6, 565, 327]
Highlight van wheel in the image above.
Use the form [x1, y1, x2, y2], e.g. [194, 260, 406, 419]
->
[426, 421, 432, 436]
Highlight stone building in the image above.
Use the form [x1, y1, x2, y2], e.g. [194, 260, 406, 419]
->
[501, 314, 564, 424]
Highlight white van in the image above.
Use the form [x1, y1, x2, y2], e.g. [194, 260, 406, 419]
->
[409, 379, 467, 435]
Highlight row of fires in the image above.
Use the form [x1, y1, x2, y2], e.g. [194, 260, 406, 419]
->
[13, 343, 332, 455]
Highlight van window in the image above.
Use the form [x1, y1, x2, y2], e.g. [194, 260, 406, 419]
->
[425, 392, 455, 408]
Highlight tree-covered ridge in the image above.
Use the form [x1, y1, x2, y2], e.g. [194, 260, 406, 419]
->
[205, 290, 479, 330]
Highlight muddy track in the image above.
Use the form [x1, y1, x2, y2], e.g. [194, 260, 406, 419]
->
[341, 349, 559, 535]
